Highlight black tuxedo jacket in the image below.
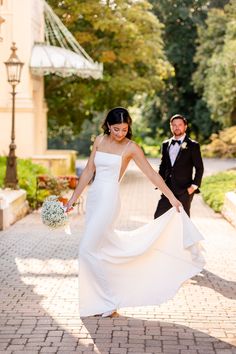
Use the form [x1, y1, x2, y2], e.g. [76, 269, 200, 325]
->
[159, 136, 204, 195]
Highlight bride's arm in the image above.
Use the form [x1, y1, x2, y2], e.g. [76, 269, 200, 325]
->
[65, 137, 100, 211]
[130, 142, 182, 211]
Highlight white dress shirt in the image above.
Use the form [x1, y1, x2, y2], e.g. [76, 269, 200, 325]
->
[169, 135, 185, 166]
[169, 134, 198, 191]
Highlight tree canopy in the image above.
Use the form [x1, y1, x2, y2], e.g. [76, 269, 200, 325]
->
[141, 0, 230, 141]
[193, 1, 236, 127]
[45, 0, 236, 153]
[46, 0, 173, 134]
[146, 0, 210, 136]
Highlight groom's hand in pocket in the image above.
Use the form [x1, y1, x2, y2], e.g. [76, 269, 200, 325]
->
[187, 185, 197, 195]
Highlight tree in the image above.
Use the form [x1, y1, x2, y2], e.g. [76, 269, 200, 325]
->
[147, 0, 209, 136]
[144, 0, 229, 141]
[45, 0, 173, 136]
[193, 1, 236, 127]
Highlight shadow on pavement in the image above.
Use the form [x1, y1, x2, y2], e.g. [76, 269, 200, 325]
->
[0, 218, 87, 353]
[1, 206, 236, 353]
[192, 269, 236, 300]
[82, 315, 236, 353]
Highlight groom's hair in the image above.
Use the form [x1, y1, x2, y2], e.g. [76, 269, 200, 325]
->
[170, 114, 188, 125]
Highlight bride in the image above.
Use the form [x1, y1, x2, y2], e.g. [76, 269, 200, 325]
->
[66, 107, 205, 318]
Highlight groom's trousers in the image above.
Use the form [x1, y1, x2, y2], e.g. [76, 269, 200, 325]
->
[154, 191, 194, 218]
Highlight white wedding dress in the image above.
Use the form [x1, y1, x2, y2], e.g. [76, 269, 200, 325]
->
[78, 149, 205, 317]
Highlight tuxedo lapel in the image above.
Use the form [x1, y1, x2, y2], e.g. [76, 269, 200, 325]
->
[166, 139, 172, 166]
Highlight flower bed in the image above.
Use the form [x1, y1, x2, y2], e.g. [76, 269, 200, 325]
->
[35, 175, 79, 208]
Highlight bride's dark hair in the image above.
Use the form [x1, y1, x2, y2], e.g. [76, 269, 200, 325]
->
[102, 107, 132, 139]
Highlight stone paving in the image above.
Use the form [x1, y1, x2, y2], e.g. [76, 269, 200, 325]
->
[0, 159, 236, 354]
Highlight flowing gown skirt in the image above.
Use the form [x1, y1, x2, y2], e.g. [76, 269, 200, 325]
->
[78, 152, 205, 317]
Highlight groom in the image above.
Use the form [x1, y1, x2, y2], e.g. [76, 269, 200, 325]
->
[154, 114, 204, 218]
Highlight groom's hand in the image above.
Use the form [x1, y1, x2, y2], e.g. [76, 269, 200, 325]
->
[187, 185, 197, 195]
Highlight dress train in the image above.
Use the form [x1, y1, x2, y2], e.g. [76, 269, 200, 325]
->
[78, 151, 205, 317]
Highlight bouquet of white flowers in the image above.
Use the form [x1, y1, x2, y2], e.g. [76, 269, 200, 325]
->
[41, 195, 69, 229]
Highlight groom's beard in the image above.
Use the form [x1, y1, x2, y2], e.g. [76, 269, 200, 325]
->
[174, 132, 185, 138]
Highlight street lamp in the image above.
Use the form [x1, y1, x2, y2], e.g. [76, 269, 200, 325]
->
[4, 42, 24, 189]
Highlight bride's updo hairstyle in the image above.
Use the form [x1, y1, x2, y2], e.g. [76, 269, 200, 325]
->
[102, 107, 132, 139]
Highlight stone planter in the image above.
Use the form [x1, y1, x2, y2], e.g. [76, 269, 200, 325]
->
[0, 189, 29, 230]
[222, 191, 236, 228]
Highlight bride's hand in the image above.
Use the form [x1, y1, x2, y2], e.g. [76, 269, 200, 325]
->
[65, 199, 75, 213]
[169, 196, 182, 213]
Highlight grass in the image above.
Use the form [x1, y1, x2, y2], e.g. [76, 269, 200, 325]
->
[201, 170, 236, 212]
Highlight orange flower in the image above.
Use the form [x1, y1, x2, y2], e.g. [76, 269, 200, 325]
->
[58, 197, 68, 206]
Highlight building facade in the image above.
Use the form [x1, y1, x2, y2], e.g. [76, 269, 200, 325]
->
[0, 0, 47, 158]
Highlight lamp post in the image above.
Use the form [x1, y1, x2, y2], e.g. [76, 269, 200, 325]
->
[4, 42, 24, 189]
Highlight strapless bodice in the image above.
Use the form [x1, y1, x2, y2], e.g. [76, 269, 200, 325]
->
[94, 151, 122, 183]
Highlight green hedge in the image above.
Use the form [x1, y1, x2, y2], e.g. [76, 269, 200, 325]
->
[0, 157, 48, 208]
[201, 170, 236, 212]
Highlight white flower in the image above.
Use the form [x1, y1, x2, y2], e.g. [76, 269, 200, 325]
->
[181, 142, 187, 149]
[41, 195, 68, 229]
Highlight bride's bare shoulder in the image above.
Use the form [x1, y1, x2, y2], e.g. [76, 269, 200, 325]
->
[94, 134, 105, 146]
[127, 140, 144, 156]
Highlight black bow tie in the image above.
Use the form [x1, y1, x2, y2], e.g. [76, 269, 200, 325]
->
[171, 139, 181, 145]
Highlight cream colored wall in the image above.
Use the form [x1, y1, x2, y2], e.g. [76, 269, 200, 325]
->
[0, 0, 47, 157]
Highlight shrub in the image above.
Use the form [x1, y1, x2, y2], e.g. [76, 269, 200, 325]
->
[201, 170, 236, 212]
[202, 126, 236, 157]
[35, 175, 82, 208]
[0, 157, 48, 208]
[142, 144, 160, 158]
